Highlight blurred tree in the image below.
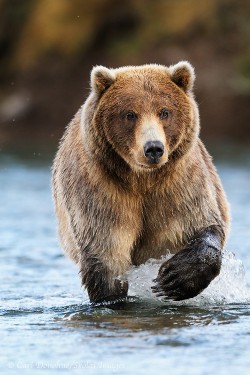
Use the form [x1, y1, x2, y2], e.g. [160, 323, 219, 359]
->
[0, 0, 250, 155]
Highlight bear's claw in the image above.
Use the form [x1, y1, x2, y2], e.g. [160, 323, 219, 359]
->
[151, 242, 222, 301]
[151, 282, 184, 301]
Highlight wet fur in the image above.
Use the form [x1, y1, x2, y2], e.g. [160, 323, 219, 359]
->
[52, 63, 230, 302]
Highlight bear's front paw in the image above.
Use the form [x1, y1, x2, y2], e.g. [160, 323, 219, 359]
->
[151, 244, 222, 301]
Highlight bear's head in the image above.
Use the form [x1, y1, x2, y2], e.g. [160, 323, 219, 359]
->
[81, 62, 199, 172]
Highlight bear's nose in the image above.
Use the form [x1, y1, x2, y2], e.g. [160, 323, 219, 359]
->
[144, 141, 164, 163]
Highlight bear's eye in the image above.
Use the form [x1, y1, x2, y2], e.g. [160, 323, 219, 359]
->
[160, 109, 169, 119]
[126, 111, 137, 121]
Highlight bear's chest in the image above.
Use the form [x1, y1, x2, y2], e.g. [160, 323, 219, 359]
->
[130, 190, 192, 265]
[141, 190, 183, 230]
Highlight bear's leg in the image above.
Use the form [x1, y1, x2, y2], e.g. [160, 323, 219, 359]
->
[80, 255, 129, 303]
[151, 225, 224, 301]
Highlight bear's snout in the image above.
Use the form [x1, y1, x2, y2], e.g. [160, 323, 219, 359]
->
[144, 141, 164, 164]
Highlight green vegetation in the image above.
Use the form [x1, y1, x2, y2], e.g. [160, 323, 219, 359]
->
[0, 0, 250, 154]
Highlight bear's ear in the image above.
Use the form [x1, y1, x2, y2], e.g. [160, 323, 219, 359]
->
[91, 66, 116, 95]
[169, 61, 195, 93]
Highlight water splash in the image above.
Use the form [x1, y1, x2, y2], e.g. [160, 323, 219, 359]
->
[127, 250, 250, 305]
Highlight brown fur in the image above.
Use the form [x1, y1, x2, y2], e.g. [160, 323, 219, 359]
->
[52, 62, 230, 302]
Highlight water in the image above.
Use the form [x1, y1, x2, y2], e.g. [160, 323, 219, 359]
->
[1, 155, 250, 375]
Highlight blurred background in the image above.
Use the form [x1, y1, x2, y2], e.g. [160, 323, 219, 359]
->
[1, 3, 250, 371]
[0, 0, 250, 159]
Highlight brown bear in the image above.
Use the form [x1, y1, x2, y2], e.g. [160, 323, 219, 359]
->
[52, 61, 230, 303]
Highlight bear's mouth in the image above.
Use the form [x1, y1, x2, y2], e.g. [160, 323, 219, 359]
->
[138, 162, 165, 171]
[133, 151, 169, 171]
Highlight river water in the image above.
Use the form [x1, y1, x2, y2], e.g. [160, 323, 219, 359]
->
[1, 154, 250, 375]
